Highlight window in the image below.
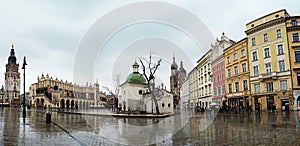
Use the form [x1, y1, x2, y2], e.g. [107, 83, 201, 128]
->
[234, 53, 237, 60]
[277, 44, 284, 55]
[295, 51, 300, 62]
[208, 63, 210, 70]
[254, 84, 260, 93]
[266, 82, 273, 92]
[297, 73, 300, 85]
[293, 33, 299, 42]
[228, 69, 231, 77]
[253, 66, 259, 76]
[204, 66, 206, 72]
[280, 80, 287, 90]
[276, 29, 282, 38]
[241, 49, 245, 57]
[222, 85, 225, 94]
[252, 51, 258, 61]
[234, 66, 238, 75]
[227, 57, 230, 64]
[235, 82, 239, 92]
[214, 87, 217, 96]
[279, 60, 285, 72]
[204, 74, 207, 82]
[252, 38, 256, 46]
[242, 63, 246, 72]
[292, 20, 298, 26]
[201, 68, 203, 74]
[217, 86, 221, 96]
[264, 48, 270, 58]
[217, 75, 219, 82]
[243, 80, 248, 91]
[265, 63, 271, 73]
[263, 33, 268, 42]
[221, 73, 224, 81]
[228, 84, 232, 93]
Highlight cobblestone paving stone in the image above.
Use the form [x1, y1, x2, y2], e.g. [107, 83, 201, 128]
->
[71, 132, 116, 146]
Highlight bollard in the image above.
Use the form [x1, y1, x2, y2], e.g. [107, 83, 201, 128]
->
[46, 112, 51, 123]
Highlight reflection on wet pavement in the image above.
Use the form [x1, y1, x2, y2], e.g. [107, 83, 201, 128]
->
[1, 108, 300, 145]
[0, 108, 80, 146]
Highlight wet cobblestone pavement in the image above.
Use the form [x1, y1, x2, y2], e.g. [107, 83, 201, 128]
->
[1, 108, 300, 145]
[0, 108, 80, 146]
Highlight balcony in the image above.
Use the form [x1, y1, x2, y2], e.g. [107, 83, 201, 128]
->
[258, 72, 277, 81]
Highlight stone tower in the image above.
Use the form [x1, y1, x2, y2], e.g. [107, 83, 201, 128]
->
[5, 44, 20, 107]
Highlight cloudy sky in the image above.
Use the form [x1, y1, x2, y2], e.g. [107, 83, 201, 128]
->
[0, 0, 299, 92]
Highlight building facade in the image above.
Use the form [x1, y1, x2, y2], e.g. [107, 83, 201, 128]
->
[196, 50, 212, 108]
[5, 44, 21, 107]
[188, 67, 198, 109]
[211, 33, 235, 106]
[286, 16, 300, 110]
[246, 9, 293, 111]
[224, 38, 251, 110]
[180, 76, 189, 109]
[29, 73, 104, 108]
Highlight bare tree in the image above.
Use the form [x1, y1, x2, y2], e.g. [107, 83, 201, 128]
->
[102, 75, 120, 112]
[114, 75, 120, 96]
[139, 53, 162, 114]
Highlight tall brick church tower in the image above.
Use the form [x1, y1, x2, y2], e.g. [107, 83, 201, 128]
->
[170, 55, 186, 107]
[5, 44, 20, 107]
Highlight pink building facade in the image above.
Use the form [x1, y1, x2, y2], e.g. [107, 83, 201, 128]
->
[211, 33, 235, 106]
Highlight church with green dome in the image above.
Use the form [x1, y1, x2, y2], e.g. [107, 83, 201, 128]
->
[119, 61, 173, 114]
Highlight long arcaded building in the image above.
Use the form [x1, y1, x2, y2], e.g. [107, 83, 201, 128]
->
[29, 73, 105, 108]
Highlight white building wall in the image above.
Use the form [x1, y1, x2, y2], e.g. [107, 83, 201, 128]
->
[181, 78, 190, 109]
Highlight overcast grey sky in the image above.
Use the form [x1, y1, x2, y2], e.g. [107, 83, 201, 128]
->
[0, 0, 299, 92]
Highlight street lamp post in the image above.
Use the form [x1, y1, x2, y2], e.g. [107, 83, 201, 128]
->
[22, 56, 27, 124]
[1, 86, 4, 110]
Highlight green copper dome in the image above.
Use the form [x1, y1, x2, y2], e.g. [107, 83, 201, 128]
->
[127, 73, 146, 83]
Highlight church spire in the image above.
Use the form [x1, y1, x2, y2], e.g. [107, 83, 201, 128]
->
[8, 43, 17, 64]
[179, 61, 186, 73]
[171, 53, 178, 70]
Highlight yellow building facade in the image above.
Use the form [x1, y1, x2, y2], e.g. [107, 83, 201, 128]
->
[189, 67, 198, 108]
[286, 16, 300, 110]
[246, 9, 293, 111]
[224, 38, 251, 110]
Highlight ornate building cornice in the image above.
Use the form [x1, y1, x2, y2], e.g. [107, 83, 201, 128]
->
[245, 18, 285, 35]
[287, 26, 300, 32]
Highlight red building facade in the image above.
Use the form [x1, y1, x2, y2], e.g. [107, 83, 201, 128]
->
[211, 33, 234, 106]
